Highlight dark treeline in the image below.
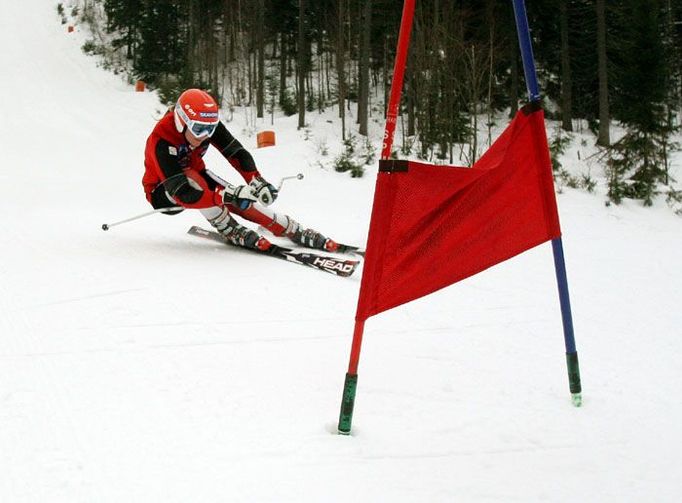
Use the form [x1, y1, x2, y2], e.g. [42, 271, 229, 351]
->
[74, 0, 682, 205]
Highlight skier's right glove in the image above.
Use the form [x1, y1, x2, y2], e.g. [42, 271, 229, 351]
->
[221, 182, 258, 210]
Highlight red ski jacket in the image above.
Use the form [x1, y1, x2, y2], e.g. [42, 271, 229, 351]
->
[143, 111, 260, 202]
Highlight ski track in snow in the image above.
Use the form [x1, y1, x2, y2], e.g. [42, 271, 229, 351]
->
[0, 1, 681, 502]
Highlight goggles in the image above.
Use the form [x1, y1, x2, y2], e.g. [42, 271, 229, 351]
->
[175, 103, 219, 138]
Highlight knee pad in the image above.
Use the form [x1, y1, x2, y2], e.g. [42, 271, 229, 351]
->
[203, 206, 235, 234]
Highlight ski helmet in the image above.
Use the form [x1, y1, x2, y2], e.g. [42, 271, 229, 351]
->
[174, 89, 220, 138]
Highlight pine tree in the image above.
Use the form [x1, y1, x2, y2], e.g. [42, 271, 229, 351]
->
[607, 0, 671, 205]
[103, 0, 143, 60]
[134, 1, 186, 100]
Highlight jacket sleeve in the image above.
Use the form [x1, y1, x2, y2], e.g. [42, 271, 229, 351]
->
[153, 138, 187, 195]
[210, 122, 260, 182]
[154, 138, 181, 177]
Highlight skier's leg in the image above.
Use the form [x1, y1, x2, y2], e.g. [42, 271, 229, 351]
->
[202, 169, 338, 251]
[200, 206, 270, 250]
[163, 170, 223, 209]
[230, 203, 339, 252]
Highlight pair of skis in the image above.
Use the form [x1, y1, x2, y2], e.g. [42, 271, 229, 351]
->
[187, 226, 364, 278]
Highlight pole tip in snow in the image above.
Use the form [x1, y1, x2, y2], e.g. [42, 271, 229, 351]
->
[566, 352, 582, 406]
[338, 373, 358, 435]
[296, 173, 304, 180]
[101, 224, 109, 231]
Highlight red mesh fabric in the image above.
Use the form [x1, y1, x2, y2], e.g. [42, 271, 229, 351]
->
[356, 106, 561, 321]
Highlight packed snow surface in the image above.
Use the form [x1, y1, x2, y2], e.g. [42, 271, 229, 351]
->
[0, 2, 680, 501]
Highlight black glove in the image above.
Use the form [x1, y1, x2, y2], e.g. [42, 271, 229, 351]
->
[249, 175, 279, 206]
[166, 175, 204, 205]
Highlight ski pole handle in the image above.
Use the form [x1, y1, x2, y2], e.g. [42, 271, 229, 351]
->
[101, 207, 182, 231]
[276, 173, 304, 191]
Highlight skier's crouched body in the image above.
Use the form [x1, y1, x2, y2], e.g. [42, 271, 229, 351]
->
[143, 88, 338, 252]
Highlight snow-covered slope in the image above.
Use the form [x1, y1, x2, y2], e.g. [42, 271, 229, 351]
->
[0, 2, 680, 502]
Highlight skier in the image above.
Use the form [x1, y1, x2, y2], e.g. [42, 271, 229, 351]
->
[143, 88, 338, 251]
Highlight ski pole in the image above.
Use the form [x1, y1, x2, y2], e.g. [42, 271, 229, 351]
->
[101, 207, 182, 231]
[103, 174, 303, 231]
[277, 173, 304, 191]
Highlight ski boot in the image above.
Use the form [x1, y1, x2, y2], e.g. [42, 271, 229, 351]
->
[226, 224, 271, 250]
[210, 208, 271, 250]
[285, 218, 339, 252]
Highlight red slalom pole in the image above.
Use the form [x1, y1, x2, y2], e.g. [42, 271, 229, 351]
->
[338, 0, 416, 435]
[380, 0, 416, 160]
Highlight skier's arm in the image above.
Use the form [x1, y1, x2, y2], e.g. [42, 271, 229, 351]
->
[154, 138, 203, 205]
[211, 123, 279, 206]
[210, 122, 260, 183]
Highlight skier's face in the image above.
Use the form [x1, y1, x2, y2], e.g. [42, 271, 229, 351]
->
[184, 128, 205, 149]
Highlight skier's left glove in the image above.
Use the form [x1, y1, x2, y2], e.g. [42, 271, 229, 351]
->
[249, 175, 279, 206]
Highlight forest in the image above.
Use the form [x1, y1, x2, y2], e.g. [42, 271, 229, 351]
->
[62, 0, 682, 206]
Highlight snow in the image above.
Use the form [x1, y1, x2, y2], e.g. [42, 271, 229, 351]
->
[1, 2, 681, 501]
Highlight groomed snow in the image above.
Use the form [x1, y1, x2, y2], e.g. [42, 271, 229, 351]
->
[1, 2, 681, 501]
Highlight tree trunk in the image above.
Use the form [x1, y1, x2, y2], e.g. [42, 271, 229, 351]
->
[486, 0, 495, 146]
[383, 34, 389, 119]
[256, 0, 265, 118]
[510, 39, 519, 117]
[559, 0, 573, 132]
[248, 48, 253, 106]
[358, 0, 372, 136]
[279, 33, 287, 107]
[297, 0, 306, 128]
[337, 0, 346, 139]
[406, 54, 416, 137]
[596, 0, 610, 146]
[186, 0, 195, 85]
[468, 46, 479, 164]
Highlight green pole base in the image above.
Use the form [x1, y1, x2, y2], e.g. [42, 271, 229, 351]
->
[566, 352, 582, 406]
[338, 373, 358, 435]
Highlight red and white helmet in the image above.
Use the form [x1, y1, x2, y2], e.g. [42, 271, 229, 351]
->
[174, 89, 220, 138]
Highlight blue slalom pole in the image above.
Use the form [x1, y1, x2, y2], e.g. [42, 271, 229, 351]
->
[511, 0, 582, 406]
[511, 0, 541, 102]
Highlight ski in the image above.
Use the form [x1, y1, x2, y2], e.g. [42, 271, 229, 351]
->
[187, 226, 359, 278]
[257, 226, 365, 257]
[335, 243, 365, 257]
